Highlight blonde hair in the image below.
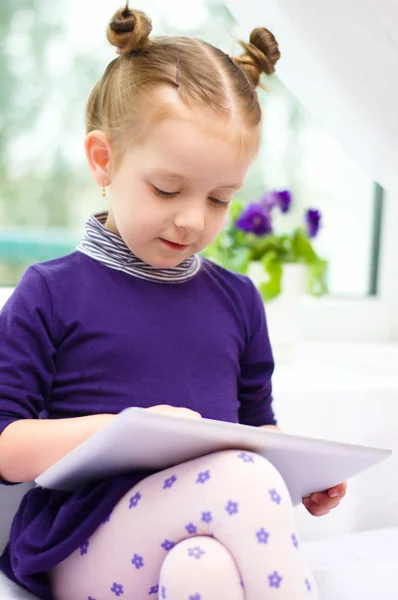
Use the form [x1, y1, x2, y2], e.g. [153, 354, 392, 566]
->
[86, 3, 281, 170]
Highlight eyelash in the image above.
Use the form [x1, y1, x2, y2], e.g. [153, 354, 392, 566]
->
[152, 186, 229, 209]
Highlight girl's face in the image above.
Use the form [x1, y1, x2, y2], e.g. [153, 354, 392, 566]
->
[104, 116, 255, 268]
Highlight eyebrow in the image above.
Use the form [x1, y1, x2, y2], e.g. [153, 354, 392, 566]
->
[148, 168, 243, 189]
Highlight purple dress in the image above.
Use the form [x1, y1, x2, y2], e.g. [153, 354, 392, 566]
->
[0, 214, 275, 599]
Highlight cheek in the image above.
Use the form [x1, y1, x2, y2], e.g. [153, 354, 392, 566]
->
[209, 209, 229, 236]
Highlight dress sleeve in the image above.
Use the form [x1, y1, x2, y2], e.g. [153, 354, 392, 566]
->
[0, 266, 57, 483]
[238, 281, 277, 427]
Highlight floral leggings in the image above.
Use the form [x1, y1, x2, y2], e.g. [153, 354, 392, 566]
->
[50, 450, 317, 599]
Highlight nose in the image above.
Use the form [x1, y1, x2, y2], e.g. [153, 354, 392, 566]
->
[173, 202, 205, 233]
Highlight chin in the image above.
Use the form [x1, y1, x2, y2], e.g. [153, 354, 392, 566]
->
[151, 257, 184, 269]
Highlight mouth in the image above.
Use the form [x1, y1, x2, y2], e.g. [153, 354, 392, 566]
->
[160, 238, 190, 251]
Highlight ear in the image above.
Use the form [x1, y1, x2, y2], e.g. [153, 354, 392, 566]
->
[84, 130, 113, 186]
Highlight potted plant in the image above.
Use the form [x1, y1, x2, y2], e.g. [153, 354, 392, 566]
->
[204, 190, 328, 361]
[204, 189, 328, 302]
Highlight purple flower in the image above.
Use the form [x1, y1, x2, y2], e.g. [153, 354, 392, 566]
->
[196, 470, 211, 484]
[163, 475, 177, 489]
[259, 190, 292, 213]
[292, 533, 299, 549]
[268, 488, 282, 505]
[256, 528, 270, 544]
[111, 583, 124, 597]
[149, 585, 159, 595]
[188, 546, 205, 559]
[275, 190, 292, 213]
[238, 451, 255, 463]
[131, 553, 144, 569]
[129, 491, 142, 509]
[201, 511, 213, 523]
[186, 522, 198, 534]
[268, 571, 283, 589]
[305, 209, 321, 238]
[161, 539, 175, 552]
[225, 500, 239, 515]
[236, 203, 272, 236]
[80, 540, 89, 556]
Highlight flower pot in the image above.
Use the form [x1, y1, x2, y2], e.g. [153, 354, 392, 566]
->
[247, 262, 306, 363]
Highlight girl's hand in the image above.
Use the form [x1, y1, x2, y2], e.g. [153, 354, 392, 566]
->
[302, 482, 347, 517]
[145, 405, 202, 419]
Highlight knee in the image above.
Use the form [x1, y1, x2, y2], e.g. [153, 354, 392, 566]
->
[211, 449, 284, 480]
[204, 449, 290, 498]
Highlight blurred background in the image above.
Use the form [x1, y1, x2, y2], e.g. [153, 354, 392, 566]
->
[0, 0, 380, 299]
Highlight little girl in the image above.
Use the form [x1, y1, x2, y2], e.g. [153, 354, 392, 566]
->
[0, 4, 345, 599]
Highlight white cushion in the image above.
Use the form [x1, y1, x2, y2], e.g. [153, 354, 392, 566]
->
[0, 571, 38, 599]
[304, 527, 398, 600]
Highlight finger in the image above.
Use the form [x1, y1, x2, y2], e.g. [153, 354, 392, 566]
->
[313, 492, 341, 506]
[310, 493, 341, 510]
[303, 499, 332, 517]
[328, 482, 347, 498]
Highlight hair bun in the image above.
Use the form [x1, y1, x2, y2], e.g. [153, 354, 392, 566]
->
[107, 5, 152, 54]
[235, 27, 281, 87]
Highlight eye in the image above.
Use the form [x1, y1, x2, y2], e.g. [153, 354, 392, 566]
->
[153, 185, 179, 198]
[209, 197, 230, 209]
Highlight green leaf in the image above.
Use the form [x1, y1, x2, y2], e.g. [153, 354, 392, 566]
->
[230, 199, 244, 223]
[258, 251, 283, 302]
[291, 228, 317, 263]
[307, 258, 328, 296]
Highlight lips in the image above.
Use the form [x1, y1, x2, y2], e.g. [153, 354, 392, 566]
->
[160, 238, 189, 251]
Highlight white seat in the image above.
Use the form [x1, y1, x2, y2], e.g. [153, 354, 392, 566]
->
[305, 527, 398, 600]
[0, 483, 38, 599]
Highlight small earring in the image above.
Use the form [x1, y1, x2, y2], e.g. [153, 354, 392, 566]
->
[101, 184, 107, 198]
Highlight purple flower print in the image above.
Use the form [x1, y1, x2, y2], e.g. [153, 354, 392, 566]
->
[148, 584, 159, 595]
[196, 470, 211, 484]
[131, 553, 144, 569]
[225, 500, 239, 515]
[189, 595, 201, 600]
[305, 209, 321, 238]
[161, 585, 166, 598]
[80, 540, 89, 556]
[163, 475, 177, 489]
[129, 492, 142, 509]
[268, 571, 283, 589]
[269, 488, 282, 505]
[88, 597, 96, 600]
[238, 451, 255, 463]
[161, 539, 175, 552]
[111, 582, 124, 596]
[305, 578, 312, 592]
[236, 203, 273, 236]
[201, 511, 213, 523]
[188, 546, 205, 559]
[292, 533, 299, 549]
[186, 523, 198, 534]
[256, 528, 270, 544]
[103, 513, 112, 524]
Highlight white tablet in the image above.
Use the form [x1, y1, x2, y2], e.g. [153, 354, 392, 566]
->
[35, 408, 392, 506]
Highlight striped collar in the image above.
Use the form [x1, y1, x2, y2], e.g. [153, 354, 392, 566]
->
[76, 212, 202, 284]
